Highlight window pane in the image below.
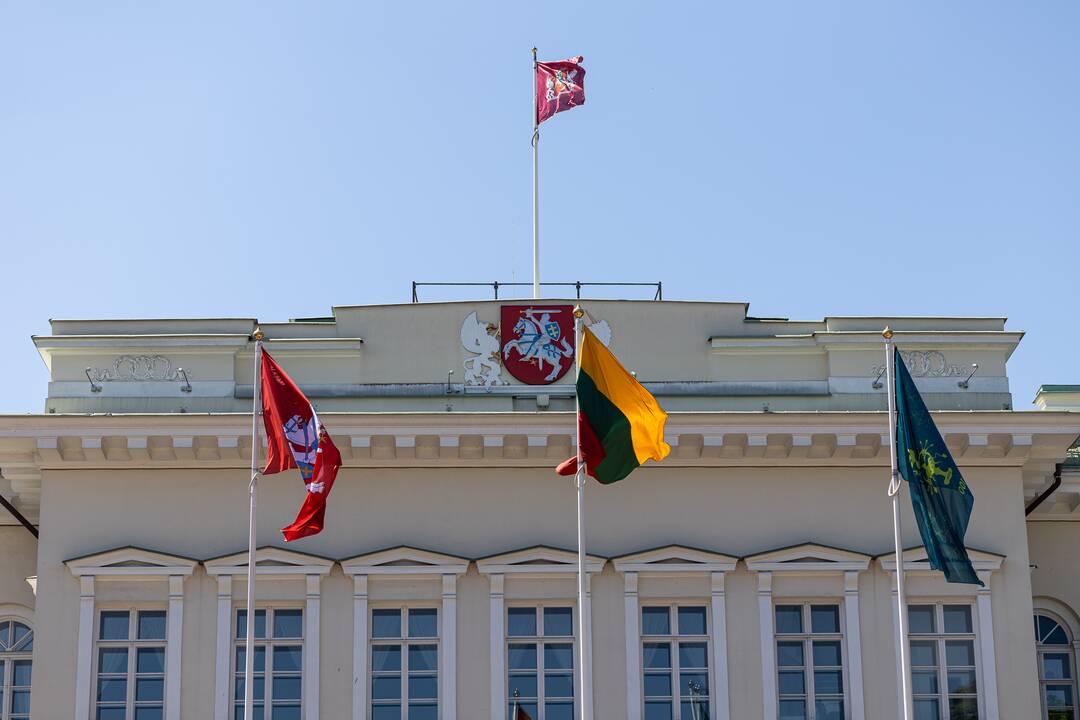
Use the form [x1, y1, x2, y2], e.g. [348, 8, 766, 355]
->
[372, 646, 402, 672]
[945, 640, 976, 668]
[948, 669, 978, 694]
[910, 640, 937, 667]
[775, 605, 803, 634]
[642, 607, 670, 636]
[273, 609, 303, 639]
[97, 709, 128, 720]
[544, 607, 573, 637]
[373, 610, 402, 639]
[97, 677, 127, 702]
[815, 699, 844, 720]
[235, 646, 266, 673]
[273, 646, 303, 673]
[943, 605, 972, 634]
[408, 703, 438, 720]
[644, 672, 672, 698]
[812, 641, 842, 668]
[544, 673, 574, 698]
[372, 706, 401, 720]
[98, 647, 128, 674]
[1044, 653, 1072, 680]
[544, 643, 573, 670]
[913, 698, 941, 720]
[12, 622, 30, 647]
[270, 706, 301, 720]
[912, 669, 939, 695]
[1040, 616, 1070, 645]
[1045, 684, 1074, 708]
[508, 643, 537, 671]
[1048, 711, 1074, 720]
[137, 647, 166, 674]
[234, 676, 265, 701]
[779, 699, 807, 719]
[810, 605, 840, 634]
[408, 609, 438, 639]
[679, 672, 709, 696]
[679, 642, 708, 669]
[644, 701, 673, 720]
[814, 670, 843, 694]
[373, 676, 402, 700]
[408, 675, 438, 700]
[544, 702, 573, 720]
[409, 644, 438, 672]
[507, 608, 537, 637]
[644, 642, 671, 669]
[508, 703, 538, 720]
[678, 607, 707, 636]
[778, 670, 805, 695]
[777, 642, 804, 667]
[138, 611, 167, 640]
[12, 659, 31, 685]
[136, 677, 164, 701]
[232, 705, 264, 720]
[134, 708, 163, 720]
[507, 673, 537, 699]
[99, 611, 130, 640]
[273, 676, 302, 700]
[948, 697, 979, 720]
[10, 690, 31, 714]
[908, 605, 936, 635]
[236, 609, 267, 640]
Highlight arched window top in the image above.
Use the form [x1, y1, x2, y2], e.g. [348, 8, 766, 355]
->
[0, 619, 33, 653]
[1036, 613, 1072, 646]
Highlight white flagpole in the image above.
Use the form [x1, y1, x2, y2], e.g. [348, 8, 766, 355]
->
[884, 327, 914, 720]
[532, 47, 541, 300]
[244, 329, 264, 720]
[572, 306, 592, 720]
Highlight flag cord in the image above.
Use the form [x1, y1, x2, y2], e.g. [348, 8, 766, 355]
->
[884, 331, 914, 720]
[244, 334, 262, 720]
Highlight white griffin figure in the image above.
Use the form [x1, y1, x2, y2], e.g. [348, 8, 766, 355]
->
[460, 312, 505, 388]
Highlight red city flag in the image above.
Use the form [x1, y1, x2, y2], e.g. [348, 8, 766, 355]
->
[260, 350, 342, 541]
[536, 56, 585, 125]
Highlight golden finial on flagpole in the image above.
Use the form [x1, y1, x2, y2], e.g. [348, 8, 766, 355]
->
[882, 326, 894, 340]
[252, 328, 265, 342]
[573, 306, 585, 319]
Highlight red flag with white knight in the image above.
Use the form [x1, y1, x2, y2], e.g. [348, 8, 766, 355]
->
[536, 55, 585, 125]
[260, 350, 342, 541]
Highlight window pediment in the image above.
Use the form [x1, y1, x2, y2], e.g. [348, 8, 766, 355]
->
[745, 543, 870, 574]
[612, 545, 738, 575]
[876, 546, 1004, 574]
[340, 546, 469, 577]
[476, 545, 605, 576]
[65, 546, 198, 579]
[204, 546, 333, 577]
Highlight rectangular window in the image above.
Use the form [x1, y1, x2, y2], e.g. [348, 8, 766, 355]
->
[370, 607, 439, 720]
[909, 603, 980, 720]
[233, 608, 303, 720]
[507, 605, 575, 720]
[775, 603, 845, 720]
[642, 604, 710, 720]
[93, 609, 167, 720]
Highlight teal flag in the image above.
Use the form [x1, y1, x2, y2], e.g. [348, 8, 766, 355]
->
[894, 350, 982, 585]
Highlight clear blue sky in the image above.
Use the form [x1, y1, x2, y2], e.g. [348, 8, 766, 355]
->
[1, 2, 1077, 413]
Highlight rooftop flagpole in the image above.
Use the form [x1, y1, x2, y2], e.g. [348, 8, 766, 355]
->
[884, 327, 914, 720]
[244, 329, 264, 720]
[572, 306, 592, 720]
[532, 47, 540, 300]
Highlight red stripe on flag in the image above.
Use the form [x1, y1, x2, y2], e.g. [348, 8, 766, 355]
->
[555, 412, 607, 477]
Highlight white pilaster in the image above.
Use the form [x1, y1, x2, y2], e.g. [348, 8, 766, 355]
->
[710, 571, 731, 720]
[757, 571, 776, 720]
[584, 573, 594, 720]
[843, 571, 865, 720]
[353, 576, 369, 720]
[489, 574, 505, 720]
[890, 572, 904, 715]
[623, 572, 641, 720]
[976, 571, 999, 720]
[214, 575, 233, 720]
[74, 576, 95, 720]
[305, 574, 321, 720]
[166, 575, 185, 720]
[442, 574, 458, 720]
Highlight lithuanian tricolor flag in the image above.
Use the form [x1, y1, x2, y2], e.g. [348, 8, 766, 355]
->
[556, 326, 671, 483]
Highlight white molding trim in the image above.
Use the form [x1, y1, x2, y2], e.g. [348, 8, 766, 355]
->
[757, 572, 776, 720]
[976, 571, 1000, 720]
[488, 574, 505, 720]
[166, 576, 184, 720]
[305, 574, 321, 720]
[710, 571, 731, 720]
[74, 576, 95, 720]
[352, 576, 369, 720]
[623, 572, 642, 720]
[843, 571, 866, 720]
[475, 545, 605, 578]
[214, 576, 233, 720]
[442, 574, 458, 720]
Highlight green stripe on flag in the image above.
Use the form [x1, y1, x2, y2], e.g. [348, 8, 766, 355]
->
[578, 369, 639, 483]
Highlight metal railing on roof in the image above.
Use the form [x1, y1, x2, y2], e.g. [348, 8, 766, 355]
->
[411, 281, 662, 303]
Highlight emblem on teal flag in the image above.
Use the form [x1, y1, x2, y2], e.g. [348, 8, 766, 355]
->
[894, 350, 982, 585]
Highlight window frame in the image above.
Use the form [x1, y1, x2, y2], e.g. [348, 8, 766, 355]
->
[1035, 611, 1078, 720]
[91, 605, 169, 720]
[906, 601, 984, 720]
[0, 618, 33, 720]
[368, 603, 441, 720]
[504, 601, 579, 720]
[231, 605, 306, 720]
[773, 600, 850, 720]
[639, 601, 712, 720]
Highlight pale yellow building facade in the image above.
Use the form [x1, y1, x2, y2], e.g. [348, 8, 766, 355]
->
[1, 299, 1078, 720]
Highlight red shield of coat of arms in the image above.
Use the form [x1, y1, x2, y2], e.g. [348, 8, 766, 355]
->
[500, 305, 576, 385]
